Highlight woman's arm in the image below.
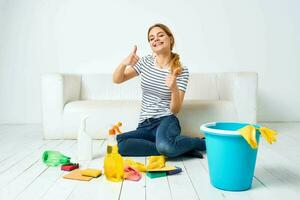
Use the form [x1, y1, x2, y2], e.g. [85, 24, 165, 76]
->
[170, 87, 185, 114]
[113, 64, 138, 84]
[113, 45, 139, 84]
[165, 68, 185, 114]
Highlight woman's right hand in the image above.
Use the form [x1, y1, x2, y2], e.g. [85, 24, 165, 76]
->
[113, 45, 139, 83]
[121, 45, 139, 66]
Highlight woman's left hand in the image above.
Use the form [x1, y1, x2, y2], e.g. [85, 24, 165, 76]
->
[165, 68, 180, 92]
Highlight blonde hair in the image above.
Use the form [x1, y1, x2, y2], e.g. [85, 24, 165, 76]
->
[147, 23, 182, 74]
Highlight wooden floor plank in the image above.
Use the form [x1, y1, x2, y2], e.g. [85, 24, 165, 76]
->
[41, 140, 106, 200]
[0, 139, 51, 174]
[0, 140, 63, 200]
[145, 156, 172, 200]
[0, 125, 43, 162]
[15, 140, 76, 200]
[119, 156, 146, 200]
[0, 140, 60, 188]
[182, 157, 226, 200]
[64, 140, 123, 200]
[254, 144, 300, 199]
[167, 157, 199, 200]
[0, 123, 300, 200]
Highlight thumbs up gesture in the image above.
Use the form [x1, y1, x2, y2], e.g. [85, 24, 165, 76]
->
[122, 45, 140, 66]
[165, 68, 180, 92]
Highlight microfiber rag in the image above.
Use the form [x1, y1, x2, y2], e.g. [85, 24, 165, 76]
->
[124, 166, 142, 181]
[147, 156, 166, 170]
[238, 125, 277, 149]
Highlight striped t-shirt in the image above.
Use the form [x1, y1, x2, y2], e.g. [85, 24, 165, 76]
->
[133, 55, 189, 123]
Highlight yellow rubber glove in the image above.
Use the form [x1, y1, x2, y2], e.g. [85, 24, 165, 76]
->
[238, 125, 258, 149]
[238, 125, 278, 149]
[259, 127, 277, 144]
[147, 156, 166, 170]
[124, 158, 147, 172]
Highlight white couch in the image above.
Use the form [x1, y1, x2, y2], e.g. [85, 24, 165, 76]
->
[41, 72, 257, 139]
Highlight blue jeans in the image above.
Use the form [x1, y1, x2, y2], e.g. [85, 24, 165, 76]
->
[117, 114, 206, 158]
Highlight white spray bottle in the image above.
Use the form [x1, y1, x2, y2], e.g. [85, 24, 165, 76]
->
[77, 115, 92, 161]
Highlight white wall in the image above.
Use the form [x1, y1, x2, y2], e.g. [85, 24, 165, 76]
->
[0, 0, 299, 123]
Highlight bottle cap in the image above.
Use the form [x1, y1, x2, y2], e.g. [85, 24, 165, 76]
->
[107, 145, 112, 153]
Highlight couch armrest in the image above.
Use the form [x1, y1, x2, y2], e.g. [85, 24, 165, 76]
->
[217, 72, 258, 123]
[41, 73, 81, 139]
[63, 74, 82, 104]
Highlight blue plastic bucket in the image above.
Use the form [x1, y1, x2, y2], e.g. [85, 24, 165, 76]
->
[200, 122, 260, 191]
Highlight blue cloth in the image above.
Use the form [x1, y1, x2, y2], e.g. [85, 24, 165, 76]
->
[117, 115, 206, 158]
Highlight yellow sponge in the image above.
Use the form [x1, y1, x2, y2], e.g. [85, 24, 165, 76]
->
[80, 169, 102, 178]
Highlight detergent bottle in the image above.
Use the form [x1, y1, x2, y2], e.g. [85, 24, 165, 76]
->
[77, 115, 92, 161]
[104, 127, 124, 182]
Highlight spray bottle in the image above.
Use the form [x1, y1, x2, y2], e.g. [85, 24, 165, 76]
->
[104, 124, 124, 182]
[77, 115, 92, 161]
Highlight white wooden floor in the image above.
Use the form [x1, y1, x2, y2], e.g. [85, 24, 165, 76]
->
[0, 123, 300, 200]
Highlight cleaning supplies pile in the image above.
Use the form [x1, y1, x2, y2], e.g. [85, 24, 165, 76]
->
[238, 125, 277, 149]
[42, 150, 102, 181]
[103, 123, 182, 182]
[42, 121, 183, 183]
[122, 156, 182, 180]
[65, 121, 124, 182]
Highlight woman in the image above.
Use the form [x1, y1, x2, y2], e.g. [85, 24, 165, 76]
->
[113, 23, 206, 158]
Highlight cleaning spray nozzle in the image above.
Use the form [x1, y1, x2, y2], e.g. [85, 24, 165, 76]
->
[109, 128, 116, 135]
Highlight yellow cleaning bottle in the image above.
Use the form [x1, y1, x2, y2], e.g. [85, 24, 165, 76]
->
[104, 127, 124, 182]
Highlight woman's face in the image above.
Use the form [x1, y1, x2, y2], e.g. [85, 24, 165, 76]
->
[148, 27, 172, 55]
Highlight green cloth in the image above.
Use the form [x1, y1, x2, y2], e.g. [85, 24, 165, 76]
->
[42, 150, 71, 167]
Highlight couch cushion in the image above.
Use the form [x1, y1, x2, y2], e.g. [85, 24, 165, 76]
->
[80, 74, 142, 100]
[80, 74, 220, 101]
[62, 99, 236, 139]
[178, 100, 237, 137]
[185, 74, 219, 100]
[63, 100, 141, 139]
